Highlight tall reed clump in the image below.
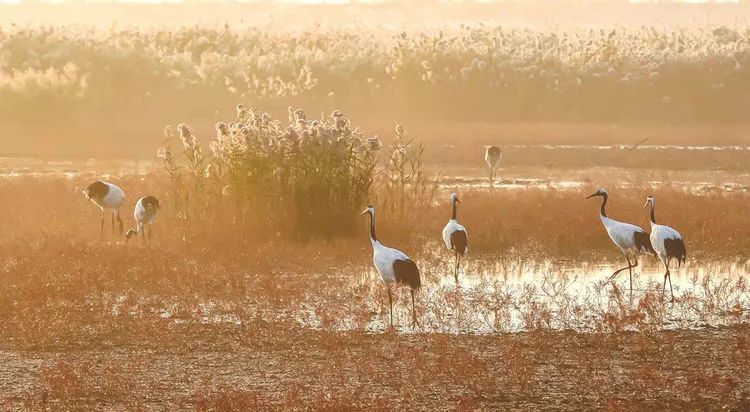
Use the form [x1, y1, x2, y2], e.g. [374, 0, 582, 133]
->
[378, 124, 440, 231]
[158, 106, 384, 240]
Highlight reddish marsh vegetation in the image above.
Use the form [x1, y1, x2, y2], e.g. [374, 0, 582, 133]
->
[0, 174, 748, 408]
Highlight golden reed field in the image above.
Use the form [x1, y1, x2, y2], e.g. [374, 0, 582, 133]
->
[1, 1, 750, 410]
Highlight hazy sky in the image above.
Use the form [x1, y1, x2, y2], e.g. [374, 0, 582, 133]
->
[1, 1, 749, 28]
[0, 0, 745, 4]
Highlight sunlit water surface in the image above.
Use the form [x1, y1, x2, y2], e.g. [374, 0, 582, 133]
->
[297, 257, 750, 334]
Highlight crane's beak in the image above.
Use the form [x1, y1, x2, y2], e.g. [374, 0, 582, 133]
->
[456, 199, 462, 205]
[643, 200, 650, 208]
[360, 209, 369, 215]
[585, 192, 597, 199]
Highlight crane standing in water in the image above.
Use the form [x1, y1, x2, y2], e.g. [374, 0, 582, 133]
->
[442, 193, 468, 284]
[362, 206, 421, 328]
[644, 195, 686, 302]
[587, 188, 655, 290]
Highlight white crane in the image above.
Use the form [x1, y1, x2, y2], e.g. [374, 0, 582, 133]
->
[485, 146, 502, 185]
[125, 196, 161, 243]
[83, 180, 126, 238]
[586, 188, 655, 289]
[644, 195, 686, 302]
[361, 206, 421, 328]
[442, 193, 468, 284]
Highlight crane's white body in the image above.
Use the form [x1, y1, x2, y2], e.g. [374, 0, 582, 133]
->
[126, 196, 161, 243]
[371, 238, 411, 285]
[650, 222, 684, 267]
[362, 206, 421, 328]
[485, 146, 503, 185]
[442, 220, 468, 252]
[133, 197, 159, 231]
[644, 195, 686, 301]
[600, 215, 649, 257]
[442, 193, 469, 283]
[91, 182, 125, 210]
[485, 146, 502, 169]
[84, 180, 126, 237]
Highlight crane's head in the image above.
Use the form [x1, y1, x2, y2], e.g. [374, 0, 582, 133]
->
[585, 188, 608, 199]
[360, 205, 375, 217]
[83, 180, 107, 202]
[450, 192, 461, 204]
[142, 196, 161, 211]
[644, 195, 655, 208]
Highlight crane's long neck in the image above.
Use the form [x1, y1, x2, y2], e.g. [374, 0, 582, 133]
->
[599, 194, 608, 218]
[368, 212, 378, 242]
[649, 202, 656, 224]
[451, 199, 457, 220]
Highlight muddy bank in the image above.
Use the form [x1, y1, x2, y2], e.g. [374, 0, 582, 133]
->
[1, 325, 748, 410]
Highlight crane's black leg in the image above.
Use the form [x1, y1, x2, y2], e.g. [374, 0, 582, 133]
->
[116, 211, 124, 236]
[111, 210, 115, 234]
[454, 250, 460, 284]
[148, 224, 152, 242]
[627, 255, 633, 290]
[387, 286, 393, 328]
[100, 211, 105, 239]
[410, 288, 419, 328]
[661, 262, 672, 295]
[610, 255, 633, 281]
[667, 269, 674, 302]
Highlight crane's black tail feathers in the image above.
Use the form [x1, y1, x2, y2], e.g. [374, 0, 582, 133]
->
[634, 231, 656, 255]
[664, 238, 687, 268]
[450, 230, 468, 256]
[393, 259, 421, 290]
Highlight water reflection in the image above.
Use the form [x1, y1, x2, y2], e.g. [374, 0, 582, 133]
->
[301, 258, 750, 335]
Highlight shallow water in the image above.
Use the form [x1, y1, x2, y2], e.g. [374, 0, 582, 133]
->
[437, 166, 750, 194]
[296, 257, 750, 334]
[3, 154, 750, 194]
[0, 157, 151, 178]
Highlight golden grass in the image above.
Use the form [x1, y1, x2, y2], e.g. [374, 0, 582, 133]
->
[2, 176, 749, 258]
[0, 176, 748, 408]
[4, 23, 750, 158]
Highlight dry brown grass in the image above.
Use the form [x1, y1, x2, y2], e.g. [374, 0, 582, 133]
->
[0, 176, 748, 409]
[6, 328, 750, 410]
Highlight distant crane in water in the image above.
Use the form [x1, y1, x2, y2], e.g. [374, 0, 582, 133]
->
[442, 193, 468, 284]
[125, 196, 161, 243]
[362, 206, 421, 328]
[83, 180, 126, 238]
[644, 195, 686, 302]
[485, 146, 502, 185]
[586, 188, 655, 290]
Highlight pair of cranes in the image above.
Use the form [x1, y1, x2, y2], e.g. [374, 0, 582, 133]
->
[586, 189, 686, 301]
[362, 192, 468, 328]
[483, 145, 685, 301]
[83, 180, 160, 243]
[364, 145, 489, 328]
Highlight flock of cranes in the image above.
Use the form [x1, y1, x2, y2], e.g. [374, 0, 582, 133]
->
[363, 187, 686, 327]
[83, 145, 687, 327]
